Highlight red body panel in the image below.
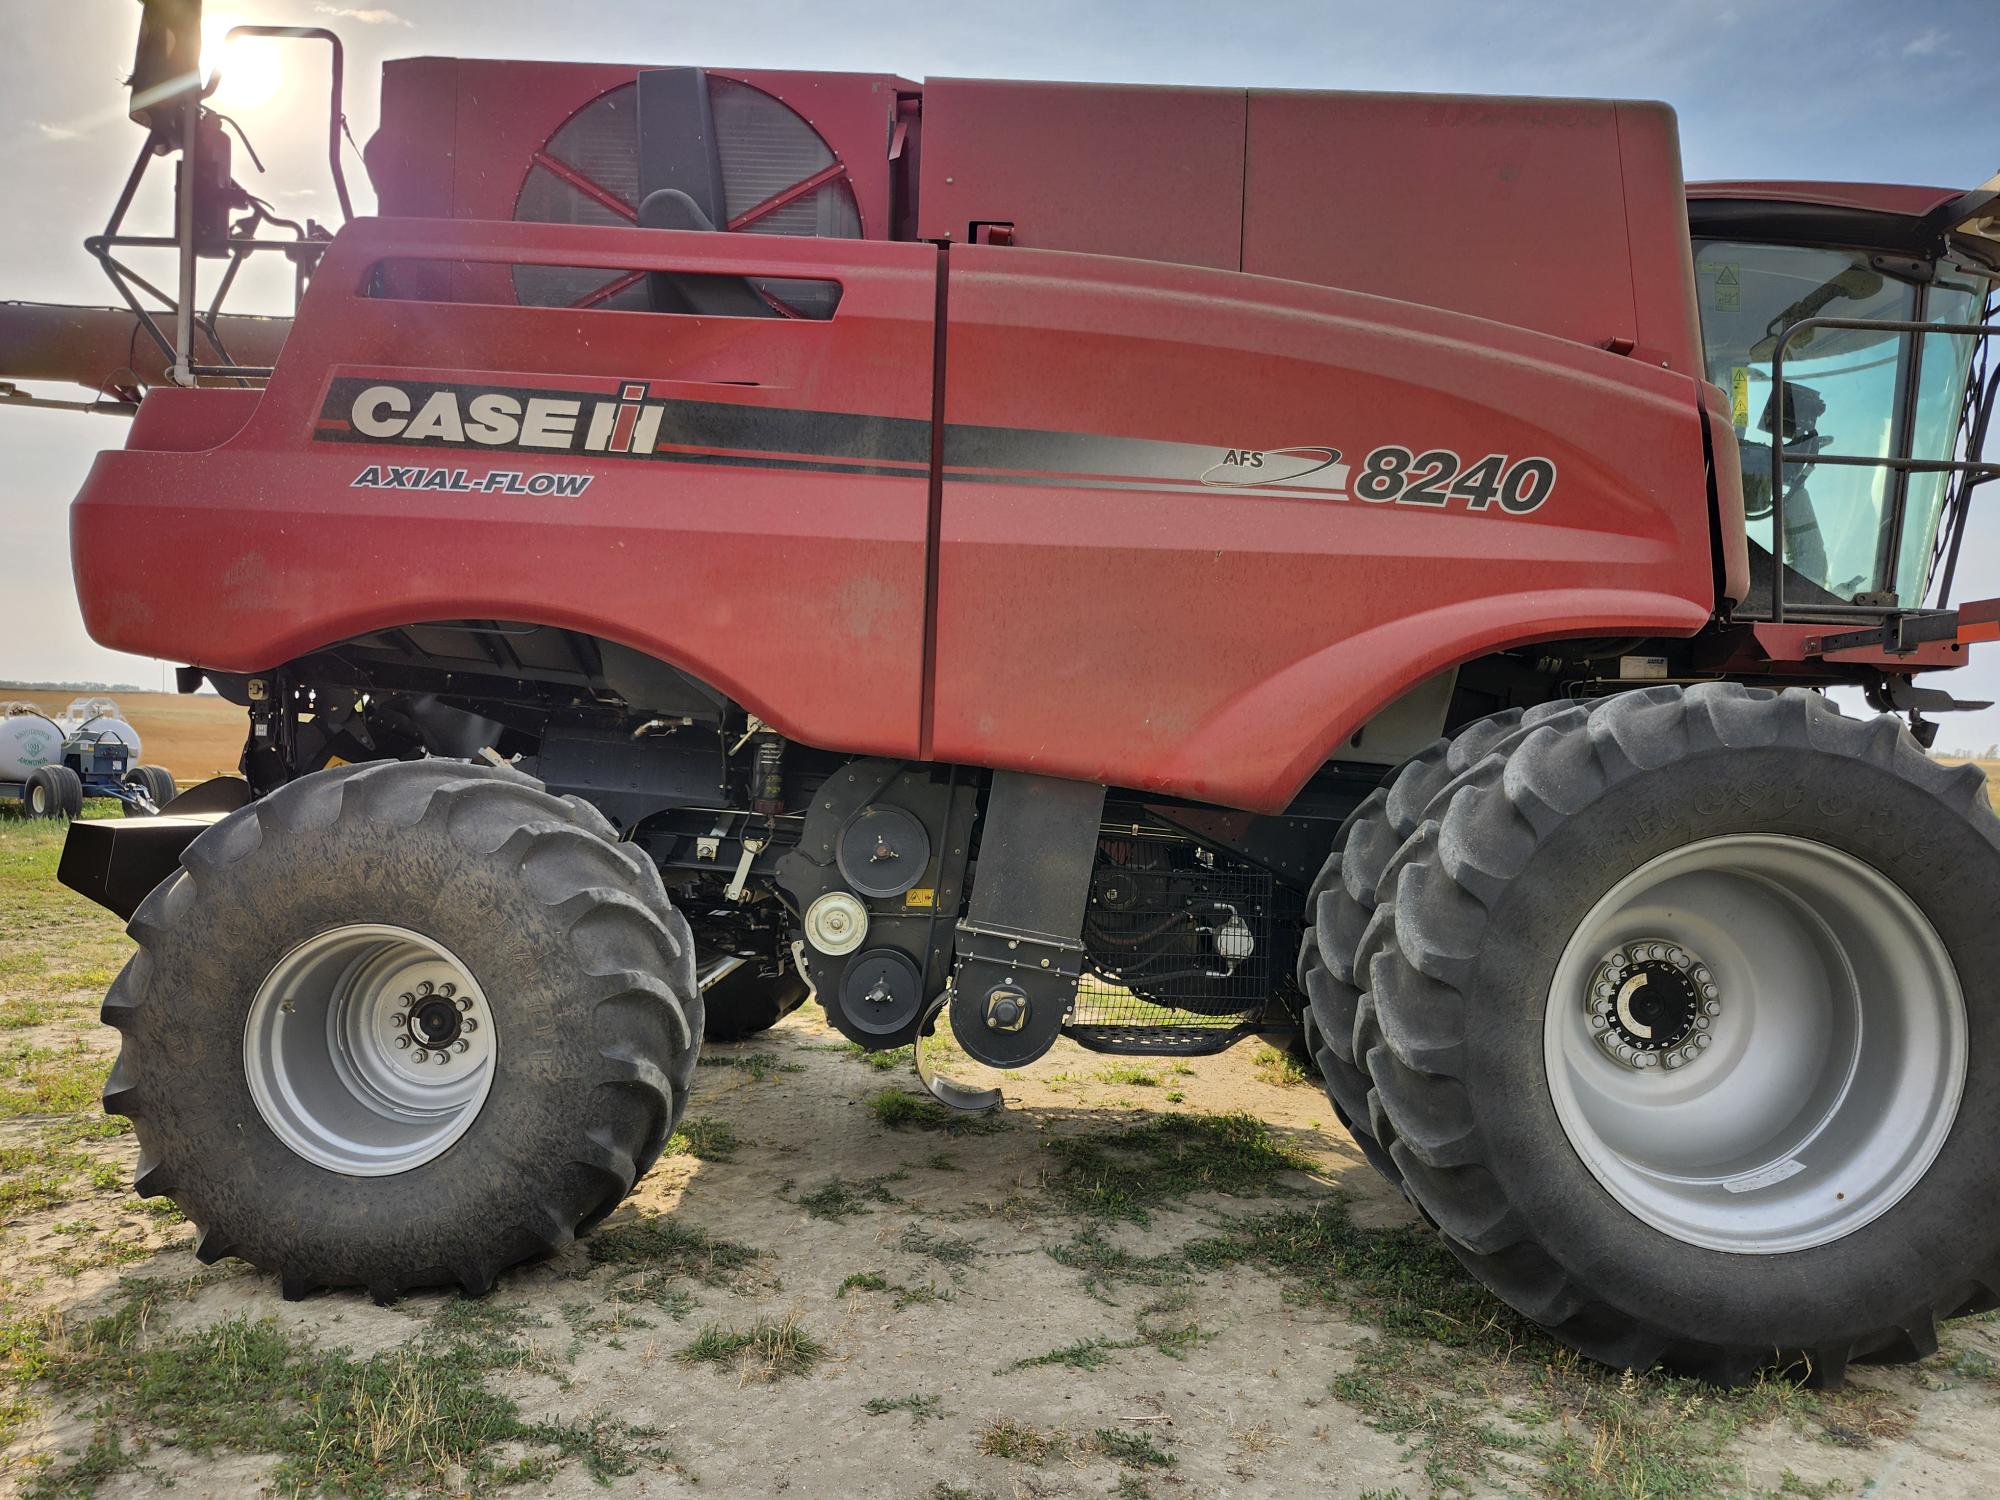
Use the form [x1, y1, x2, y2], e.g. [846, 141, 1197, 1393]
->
[1241, 94, 1701, 375]
[73, 220, 940, 760]
[916, 80, 1248, 269]
[930, 248, 1714, 808]
[70, 213, 1717, 815]
[71, 70, 1750, 813]
[916, 83, 1702, 376]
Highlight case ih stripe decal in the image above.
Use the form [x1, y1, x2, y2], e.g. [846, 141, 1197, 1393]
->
[313, 375, 1556, 512]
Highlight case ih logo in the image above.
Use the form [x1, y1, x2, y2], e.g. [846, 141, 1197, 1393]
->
[317, 377, 663, 456]
[311, 374, 1559, 514]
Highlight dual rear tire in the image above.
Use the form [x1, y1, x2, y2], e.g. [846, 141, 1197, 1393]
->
[1300, 684, 2000, 1382]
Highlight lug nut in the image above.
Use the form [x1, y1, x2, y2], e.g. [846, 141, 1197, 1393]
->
[413, 1048, 430, 1063]
[395, 1035, 412, 1049]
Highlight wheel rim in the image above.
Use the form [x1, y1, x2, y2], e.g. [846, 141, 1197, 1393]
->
[244, 923, 497, 1176]
[1544, 834, 1966, 1254]
[26, 782, 47, 815]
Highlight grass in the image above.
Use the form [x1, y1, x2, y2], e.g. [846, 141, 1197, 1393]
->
[1042, 1111, 1319, 1224]
[1010, 1337, 1130, 1372]
[794, 1172, 906, 1220]
[1047, 1226, 1189, 1303]
[897, 1224, 979, 1271]
[811, 1041, 915, 1072]
[664, 1116, 739, 1161]
[973, 1419, 1173, 1472]
[977, 1417, 1067, 1465]
[1094, 1427, 1176, 1469]
[1097, 1063, 1160, 1087]
[0, 1039, 110, 1118]
[1180, 1197, 1918, 1495]
[16, 1277, 675, 1497]
[695, 1050, 804, 1081]
[865, 1087, 1002, 1136]
[836, 1273, 953, 1309]
[577, 1212, 762, 1318]
[863, 1391, 945, 1425]
[1251, 1042, 1315, 1088]
[676, 1314, 825, 1383]
[832, 1229, 975, 1309]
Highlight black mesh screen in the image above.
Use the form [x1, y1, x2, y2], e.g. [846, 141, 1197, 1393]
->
[1068, 836, 1293, 1054]
[511, 76, 858, 319]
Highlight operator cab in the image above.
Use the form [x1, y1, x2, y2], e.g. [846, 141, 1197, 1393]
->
[1687, 181, 2000, 620]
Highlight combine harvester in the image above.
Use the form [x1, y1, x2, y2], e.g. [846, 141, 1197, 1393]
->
[4, 0, 1999, 1384]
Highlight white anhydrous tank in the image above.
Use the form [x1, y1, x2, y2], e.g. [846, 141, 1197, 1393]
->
[0, 714, 66, 781]
[70, 714, 143, 764]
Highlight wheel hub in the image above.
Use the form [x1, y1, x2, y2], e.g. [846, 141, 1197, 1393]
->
[1586, 941, 1718, 1071]
[244, 924, 497, 1177]
[394, 982, 474, 1061]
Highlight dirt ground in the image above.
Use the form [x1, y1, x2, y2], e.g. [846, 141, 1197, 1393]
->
[3, 778, 2000, 1498]
[0, 691, 245, 785]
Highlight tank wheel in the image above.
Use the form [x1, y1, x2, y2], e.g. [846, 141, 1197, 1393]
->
[23, 765, 83, 820]
[102, 759, 702, 1301]
[1362, 683, 2000, 1383]
[123, 764, 179, 813]
[700, 955, 811, 1043]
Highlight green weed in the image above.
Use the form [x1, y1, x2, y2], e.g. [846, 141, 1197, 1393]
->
[796, 1172, 907, 1221]
[19, 1277, 673, 1497]
[1043, 1112, 1317, 1223]
[863, 1391, 945, 1425]
[1250, 1042, 1314, 1088]
[665, 1116, 739, 1161]
[866, 1087, 1001, 1136]
[1094, 1427, 1176, 1469]
[695, 1050, 804, 1081]
[676, 1314, 824, 1383]
[1097, 1063, 1160, 1087]
[977, 1417, 1067, 1465]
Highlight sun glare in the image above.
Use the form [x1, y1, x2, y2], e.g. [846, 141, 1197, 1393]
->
[200, 15, 285, 111]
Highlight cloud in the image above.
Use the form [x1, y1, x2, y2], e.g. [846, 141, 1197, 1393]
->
[36, 122, 81, 142]
[312, 4, 413, 24]
[1903, 27, 1947, 57]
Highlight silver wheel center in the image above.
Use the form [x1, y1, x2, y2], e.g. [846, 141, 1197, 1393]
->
[1546, 834, 1966, 1255]
[245, 924, 497, 1176]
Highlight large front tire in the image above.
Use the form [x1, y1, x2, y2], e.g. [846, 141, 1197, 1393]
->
[1362, 684, 2000, 1383]
[102, 760, 701, 1300]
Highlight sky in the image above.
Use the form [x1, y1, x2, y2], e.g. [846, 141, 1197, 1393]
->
[1, 0, 1997, 745]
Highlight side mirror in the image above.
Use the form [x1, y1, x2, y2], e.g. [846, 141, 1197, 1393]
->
[128, 0, 205, 142]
